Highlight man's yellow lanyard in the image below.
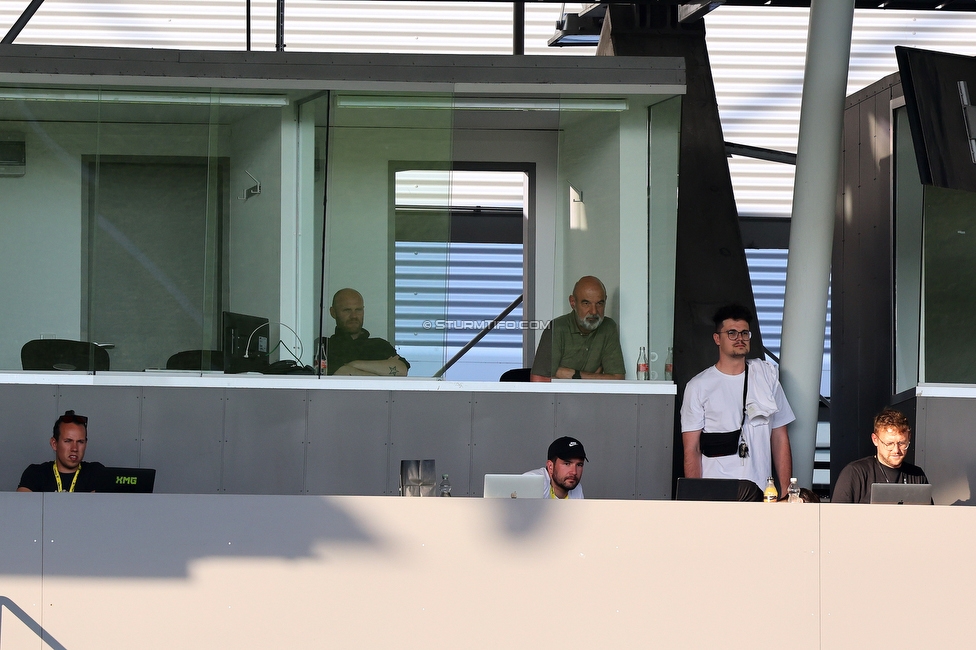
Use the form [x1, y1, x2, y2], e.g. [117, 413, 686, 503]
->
[549, 484, 568, 499]
[53, 463, 80, 492]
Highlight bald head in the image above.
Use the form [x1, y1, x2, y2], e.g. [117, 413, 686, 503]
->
[573, 276, 606, 299]
[569, 276, 607, 334]
[330, 288, 365, 337]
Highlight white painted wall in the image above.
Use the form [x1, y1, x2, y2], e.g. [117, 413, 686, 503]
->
[227, 107, 283, 352]
[0, 125, 86, 368]
[4, 493, 975, 649]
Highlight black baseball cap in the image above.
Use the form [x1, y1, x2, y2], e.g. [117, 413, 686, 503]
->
[548, 436, 587, 462]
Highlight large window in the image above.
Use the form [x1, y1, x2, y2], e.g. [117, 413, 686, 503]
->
[0, 75, 682, 379]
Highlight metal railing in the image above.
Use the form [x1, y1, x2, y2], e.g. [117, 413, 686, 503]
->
[433, 293, 523, 378]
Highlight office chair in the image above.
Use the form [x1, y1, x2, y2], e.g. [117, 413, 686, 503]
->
[499, 367, 531, 382]
[21, 339, 110, 371]
[166, 349, 224, 371]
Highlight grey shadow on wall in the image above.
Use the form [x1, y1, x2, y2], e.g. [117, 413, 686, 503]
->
[0, 493, 380, 579]
[0, 493, 563, 583]
[0, 596, 68, 650]
[950, 462, 976, 506]
[486, 497, 555, 538]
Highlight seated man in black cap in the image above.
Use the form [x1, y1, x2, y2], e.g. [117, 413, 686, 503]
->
[523, 436, 587, 499]
[17, 410, 105, 492]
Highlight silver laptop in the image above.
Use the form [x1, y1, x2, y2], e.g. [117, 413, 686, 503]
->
[870, 483, 933, 505]
[483, 473, 547, 499]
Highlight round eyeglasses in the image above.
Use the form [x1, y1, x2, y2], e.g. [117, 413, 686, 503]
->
[722, 329, 751, 341]
[876, 438, 910, 451]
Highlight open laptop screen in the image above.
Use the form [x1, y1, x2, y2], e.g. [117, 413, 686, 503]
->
[675, 477, 746, 502]
[870, 483, 932, 505]
[483, 474, 547, 499]
[99, 467, 156, 493]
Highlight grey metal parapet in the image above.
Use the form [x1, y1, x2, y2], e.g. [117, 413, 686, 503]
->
[0, 44, 684, 94]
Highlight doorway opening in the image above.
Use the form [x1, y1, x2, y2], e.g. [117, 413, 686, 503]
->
[392, 167, 530, 380]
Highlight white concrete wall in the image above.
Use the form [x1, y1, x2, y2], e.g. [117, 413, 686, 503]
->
[557, 111, 621, 322]
[2, 493, 974, 649]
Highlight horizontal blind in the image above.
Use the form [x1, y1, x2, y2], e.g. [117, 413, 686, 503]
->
[394, 243, 523, 349]
[395, 170, 526, 208]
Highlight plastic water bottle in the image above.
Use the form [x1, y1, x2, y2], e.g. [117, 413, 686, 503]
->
[438, 474, 452, 497]
[317, 340, 327, 374]
[763, 477, 778, 503]
[636, 347, 649, 380]
[664, 347, 673, 381]
[788, 477, 801, 503]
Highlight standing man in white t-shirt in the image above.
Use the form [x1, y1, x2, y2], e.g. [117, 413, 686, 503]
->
[680, 304, 794, 494]
[524, 436, 586, 499]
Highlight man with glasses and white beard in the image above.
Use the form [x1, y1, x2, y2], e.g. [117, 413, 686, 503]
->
[832, 407, 928, 503]
[529, 275, 625, 381]
[680, 304, 795, 495]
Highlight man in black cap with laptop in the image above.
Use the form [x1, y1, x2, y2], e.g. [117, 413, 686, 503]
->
[524, 436, 587, 499]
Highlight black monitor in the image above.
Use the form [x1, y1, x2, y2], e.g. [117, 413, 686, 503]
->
[222, 311, 270, 373]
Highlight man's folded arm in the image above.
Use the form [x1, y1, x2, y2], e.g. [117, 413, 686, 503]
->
[340, 356, 408, 376]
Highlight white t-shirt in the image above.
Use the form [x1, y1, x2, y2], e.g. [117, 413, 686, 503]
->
[680, 358, 795, 490]
[523, 467, 584, 499]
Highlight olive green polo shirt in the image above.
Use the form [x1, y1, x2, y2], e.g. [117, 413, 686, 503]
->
[530, 313, 626, 378]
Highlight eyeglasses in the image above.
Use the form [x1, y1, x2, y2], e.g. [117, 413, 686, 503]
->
[58, 410, 88, 426]
[721, 329, 752, 341]
[876, 438, 910, 451]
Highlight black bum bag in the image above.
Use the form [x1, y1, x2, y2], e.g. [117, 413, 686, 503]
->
[700, 430, 740, 457]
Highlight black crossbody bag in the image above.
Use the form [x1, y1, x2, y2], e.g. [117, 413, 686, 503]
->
[699, 365, 748, 458]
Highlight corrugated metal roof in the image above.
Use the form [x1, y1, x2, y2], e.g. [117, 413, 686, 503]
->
[2, 2, 976, 218]
[707, 6, 976, 218]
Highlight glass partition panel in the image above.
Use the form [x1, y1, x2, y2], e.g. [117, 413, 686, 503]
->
[85, 100, 224, 373]
[893, 104, 924, 392]
[395, 169, 526, 381]
[0, 85, 302, 373]
[324, 93, 454, 377]
[922, 184, 976, 383]
[0, 87, 104, 371]
[1, 82, 680, 381]
[533, 95, 679, 381]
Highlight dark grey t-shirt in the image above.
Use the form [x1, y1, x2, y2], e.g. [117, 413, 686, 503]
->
[832, 455, 928, 503]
